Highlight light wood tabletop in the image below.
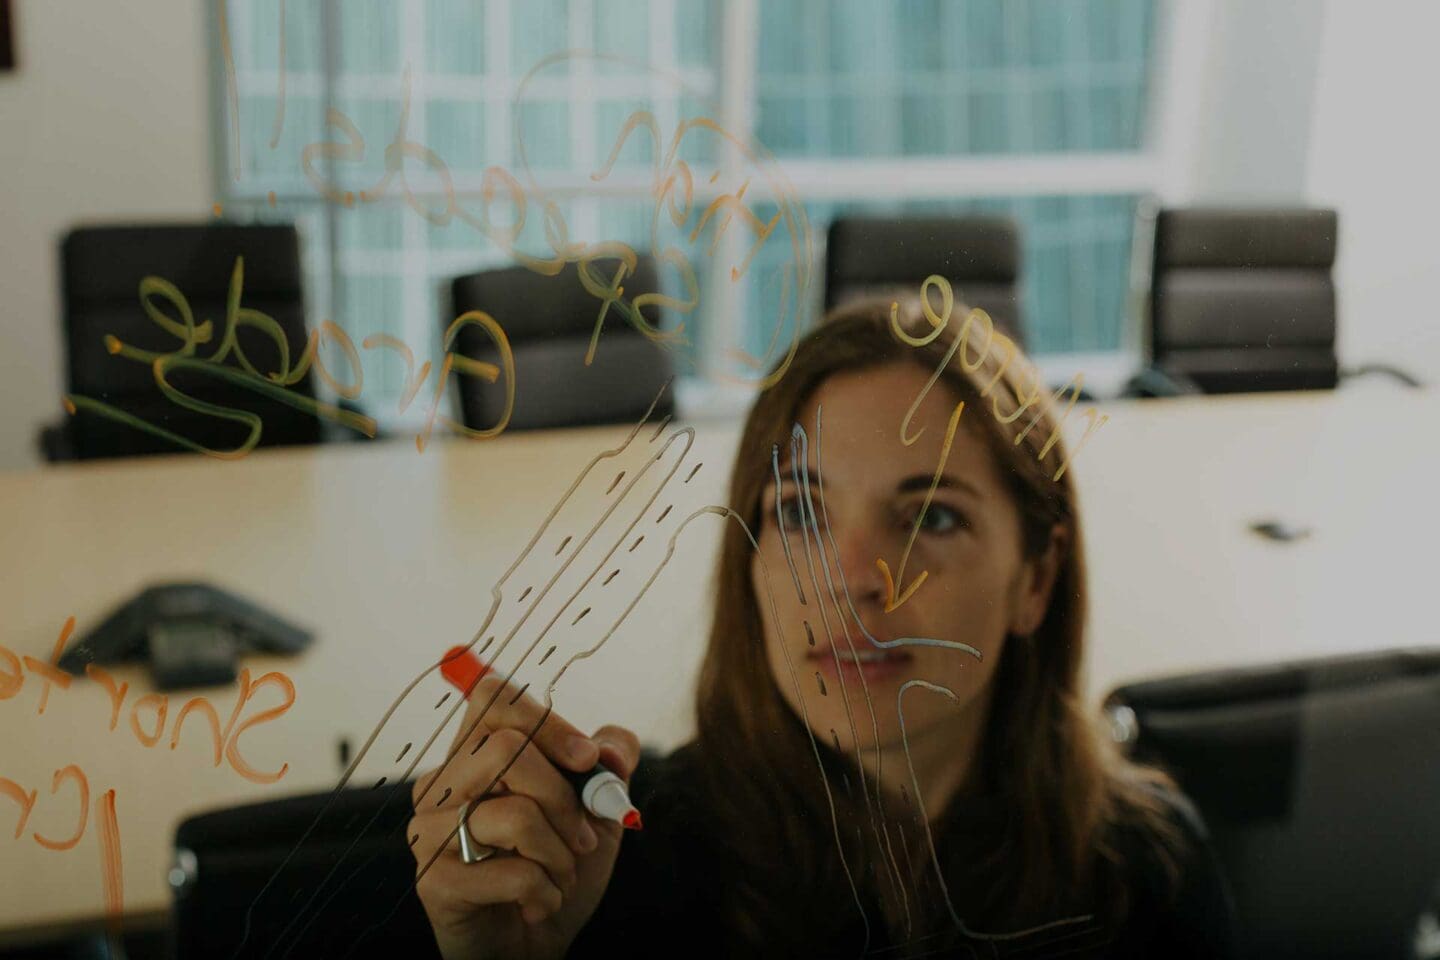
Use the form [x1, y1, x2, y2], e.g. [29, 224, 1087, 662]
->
[0, 384, 1430, 940]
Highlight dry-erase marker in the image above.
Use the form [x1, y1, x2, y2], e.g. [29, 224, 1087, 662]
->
[561, 763, 643, 831]
[440, 645, 643, 831]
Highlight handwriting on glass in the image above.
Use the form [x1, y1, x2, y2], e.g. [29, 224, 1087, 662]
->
[67, 45, 809, 460]
[62, 256, 516, 458]
[0, 616, 296, 918]
[300, 58, 809, 384]
[879, 274, 1109, 611]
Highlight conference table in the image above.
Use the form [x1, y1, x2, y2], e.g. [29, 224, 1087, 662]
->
[0, 384, 1429, 944]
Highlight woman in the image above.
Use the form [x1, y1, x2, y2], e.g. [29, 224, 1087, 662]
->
[407, 294, 1238, 958]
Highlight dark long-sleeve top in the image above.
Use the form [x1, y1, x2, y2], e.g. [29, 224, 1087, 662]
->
[565, 742, 1239, 959]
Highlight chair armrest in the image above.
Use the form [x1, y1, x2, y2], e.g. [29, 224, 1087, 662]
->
[1341, 363, 1424, 388]
[1119, 364, 1205, 399]
[37, 421, 77, 461]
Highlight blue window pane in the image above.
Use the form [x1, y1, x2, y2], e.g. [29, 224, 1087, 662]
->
[827, 2, 889, 76]
[337, 0, 401, 76]
[900, 94, 948, 154]
[509, 197, 576, 265]
[737, 211, 819, 373]
[425, 199, 515, 254]
[676, 97, 718, 166]
[757, 0, 809, 78]
[674, 0, 717, 69]
[240, 93, 325, 183]
[246, 0, 324, 73]
[897, 0, 947, 72]
[1088, 84, 1127, 151]
[1027, 3, 1064, 68]
[827, 96, 871, 158]
[966, 91, 1009, 153]
[757, 95, 825, 156]
[962, 0, 1007, 71]
[513, 101, 571, 172]
[428, 99, 487, 175]
[1028, 239, 1070, 348]
[288, 6, 326, 74]
[1118, 77, 1148, 147]
[1086, 0, 1127, 62]
[337, 203, 404, 258]
[330, 97, 404, 190]
[338, 273, 405, 394]
[757, 0, 1157, 157]
[511, 0, 569, 80]
[589, 200, 651, 251]
[1030, 84, 1068, 151]
[593, 0, 651, 74]
[426, 0, 486, 74]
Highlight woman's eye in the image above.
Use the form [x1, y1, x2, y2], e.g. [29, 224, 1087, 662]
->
[777, 495, 807, 530]
[912, 503, 965, 535]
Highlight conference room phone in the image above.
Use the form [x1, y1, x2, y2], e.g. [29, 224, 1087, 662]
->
[57, 581, 313, 690]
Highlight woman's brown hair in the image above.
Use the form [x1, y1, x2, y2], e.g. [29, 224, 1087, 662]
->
[686, 292, 1185, 954]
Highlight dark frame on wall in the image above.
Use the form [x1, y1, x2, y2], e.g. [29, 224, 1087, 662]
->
[0, 1, 14, 72]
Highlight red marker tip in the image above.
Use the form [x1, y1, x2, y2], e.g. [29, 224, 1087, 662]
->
[622, 809, 643, 831]
[440, 645, 487, 696]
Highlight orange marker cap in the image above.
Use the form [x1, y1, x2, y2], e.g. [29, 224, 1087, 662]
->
[440, 645, 487, 696]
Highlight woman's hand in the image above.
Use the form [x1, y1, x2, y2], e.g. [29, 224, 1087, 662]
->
[408, 673, 641, 960]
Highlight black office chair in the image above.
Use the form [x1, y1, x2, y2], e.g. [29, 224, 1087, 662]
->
[823, 216, 1027, 348]
[44, 223, 324, 461]
[1103, 648, 1440, 959]
[448, 258, 676, 432]
[171, 783, 432, 958]
[1122, 206, 1421, 398]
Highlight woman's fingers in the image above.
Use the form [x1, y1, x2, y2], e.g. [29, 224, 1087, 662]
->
[454, 674, 599, 773]
[465, 728, 599, 854]
[590, 724, 641, 781]
[465, 794, 579, 892]
[409, 716, 644, 957]
[416, 848, 564, 926]
[419, 726, 599, 856]
[585, 726, 641, 850]
[410, 793, 577, 895]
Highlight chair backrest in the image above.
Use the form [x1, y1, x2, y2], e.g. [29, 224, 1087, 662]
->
[1103, 648, 1440, 959]
[171, 784, 429, 957]
[824, 215, 1026, 347]
[1149, 207, 1339, 393]
[448, 258, 676, 432]
[60, 223, 322, 460]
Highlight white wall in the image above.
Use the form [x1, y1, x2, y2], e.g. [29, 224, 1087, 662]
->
[0, 2, 213, 471]
[1168, 0, 1438, 384]
[1306, 1, 1440, 384]
[1180, 0, 1326, 202]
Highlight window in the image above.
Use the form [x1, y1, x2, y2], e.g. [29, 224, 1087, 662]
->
[747, 0, 1158, 357]
[215, 0, 1162, 419]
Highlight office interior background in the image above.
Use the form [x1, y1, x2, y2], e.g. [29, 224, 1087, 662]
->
[2, 2, 1439, 958]
[2, 0, 1437, 459]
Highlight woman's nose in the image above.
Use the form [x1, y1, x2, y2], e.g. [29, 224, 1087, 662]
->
[825, 522, 887, 606]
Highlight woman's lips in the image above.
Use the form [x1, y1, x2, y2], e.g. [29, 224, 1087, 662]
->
[807, 645, 914, 684]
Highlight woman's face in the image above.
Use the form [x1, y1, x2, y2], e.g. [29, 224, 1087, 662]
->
[751, 361, 1061, 766]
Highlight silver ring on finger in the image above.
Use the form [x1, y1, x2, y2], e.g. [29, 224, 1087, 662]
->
[457, 799, 500, 865]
